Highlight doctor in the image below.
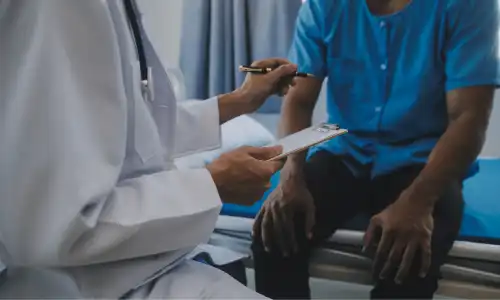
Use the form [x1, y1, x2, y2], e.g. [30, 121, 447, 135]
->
[0, 0, 297, 298]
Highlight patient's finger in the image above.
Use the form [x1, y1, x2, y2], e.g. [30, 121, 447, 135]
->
[282, 212, 298, 254]
[363, 221, 377, 252]
[252, 209, 264, 238]
[271, 206, 289, 256]
[373, 230, 393, 279]
[379, 240, 405, 280]
[419, 240, 432, 278]
[395, 242, 417, 284]
[261, 209, 273, 252]
[304, 204, 316, 240]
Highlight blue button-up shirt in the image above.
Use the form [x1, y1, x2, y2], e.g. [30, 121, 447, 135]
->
[290, 0, 499, 178]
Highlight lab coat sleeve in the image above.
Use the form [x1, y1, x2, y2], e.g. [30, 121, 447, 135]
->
[173, 98, 222, 158]
[0, 0, 221, 267]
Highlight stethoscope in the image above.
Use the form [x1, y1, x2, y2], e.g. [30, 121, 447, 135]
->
[123, 0, 149, 85]
[123, 0, 184, 103]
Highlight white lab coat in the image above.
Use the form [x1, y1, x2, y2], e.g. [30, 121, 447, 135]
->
[0, 0, 263, 298]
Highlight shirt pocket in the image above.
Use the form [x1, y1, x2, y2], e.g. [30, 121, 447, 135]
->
[129, 61, 163, 163]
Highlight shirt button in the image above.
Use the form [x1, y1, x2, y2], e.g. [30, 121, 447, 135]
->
[380, 64, 387, 70]
[375, 106, 382, 112]
[380, 21, 386, 28]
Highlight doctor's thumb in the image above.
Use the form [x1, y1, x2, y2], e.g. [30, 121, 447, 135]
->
[266, 159, 286, 174]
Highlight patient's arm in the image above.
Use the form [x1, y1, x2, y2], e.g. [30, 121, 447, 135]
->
[280, 78, 323, 178]
[280, 0, 328, 178]
[405, 0, 498, 206]
[408, 86, 494, 206]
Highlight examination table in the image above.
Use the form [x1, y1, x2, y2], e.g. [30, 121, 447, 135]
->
[210, 159, 500, 298]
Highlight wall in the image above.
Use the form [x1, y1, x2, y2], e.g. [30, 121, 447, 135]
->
[137, 0, 499, 157]
[484, 99, 500, 157]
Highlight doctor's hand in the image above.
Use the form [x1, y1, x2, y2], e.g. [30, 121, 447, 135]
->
[237, 58, 298, 112]
[207, 146, 285, 206]
[218, 58, 297, 124]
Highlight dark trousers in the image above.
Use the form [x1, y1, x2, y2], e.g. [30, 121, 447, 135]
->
[251, 151, 464, 299]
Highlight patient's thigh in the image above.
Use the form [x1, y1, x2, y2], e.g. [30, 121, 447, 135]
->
[304, 151, 370, 241]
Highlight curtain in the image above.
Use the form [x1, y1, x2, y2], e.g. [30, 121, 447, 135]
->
[179, 0, 302, 113]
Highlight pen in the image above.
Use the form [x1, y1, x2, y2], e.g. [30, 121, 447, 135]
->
[239, 65, 315, 78]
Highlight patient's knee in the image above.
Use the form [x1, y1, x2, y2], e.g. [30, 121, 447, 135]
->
[372, 273, 439, 299]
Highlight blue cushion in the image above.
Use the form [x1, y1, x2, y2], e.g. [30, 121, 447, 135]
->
[460, 159, 500, 241]
[221, 159, 500, 242]
[221, 172, 280, 218]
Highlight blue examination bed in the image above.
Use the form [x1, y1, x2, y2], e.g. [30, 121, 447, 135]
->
[210, 159, 500, 298]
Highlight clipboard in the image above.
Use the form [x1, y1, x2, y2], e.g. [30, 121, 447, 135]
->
[267, 123, 348, 161]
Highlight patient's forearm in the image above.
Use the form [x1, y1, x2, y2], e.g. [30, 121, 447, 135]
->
[279, 78, 323, 177]
[280, 99, 315, 177]
[407, 86, 493, 208]
[409, 113, 490, 206]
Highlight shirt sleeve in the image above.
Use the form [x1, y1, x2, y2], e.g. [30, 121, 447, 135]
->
[174, 97, 221, 158]
[0, 0, 221, 268]
[445, 0, 500, 91]
[288, 0, 328, 78]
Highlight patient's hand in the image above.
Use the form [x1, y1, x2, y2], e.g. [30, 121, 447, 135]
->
[364, 191, 434, 284]
[207, 146, 285, 206]
[253, 177, 316, 257]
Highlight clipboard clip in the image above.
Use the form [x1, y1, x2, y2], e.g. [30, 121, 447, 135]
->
[315, 123, 340, 133]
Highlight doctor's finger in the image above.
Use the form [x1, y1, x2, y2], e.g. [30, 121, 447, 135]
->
[266, 64, 298, 83]
[265, 160, 286, 174]
[251, 57, 292, 68]
[277, 84, 291, 97]
[246, 145, 283, 160]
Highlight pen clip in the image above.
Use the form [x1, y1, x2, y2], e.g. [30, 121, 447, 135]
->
[239, 65, 271, 73]
[239, 65, 315, 78]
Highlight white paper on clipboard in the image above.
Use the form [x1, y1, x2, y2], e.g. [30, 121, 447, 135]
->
[267, 123, 348, 161]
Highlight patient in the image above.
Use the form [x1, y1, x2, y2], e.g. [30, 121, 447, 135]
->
[251, 0, 499, 299]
